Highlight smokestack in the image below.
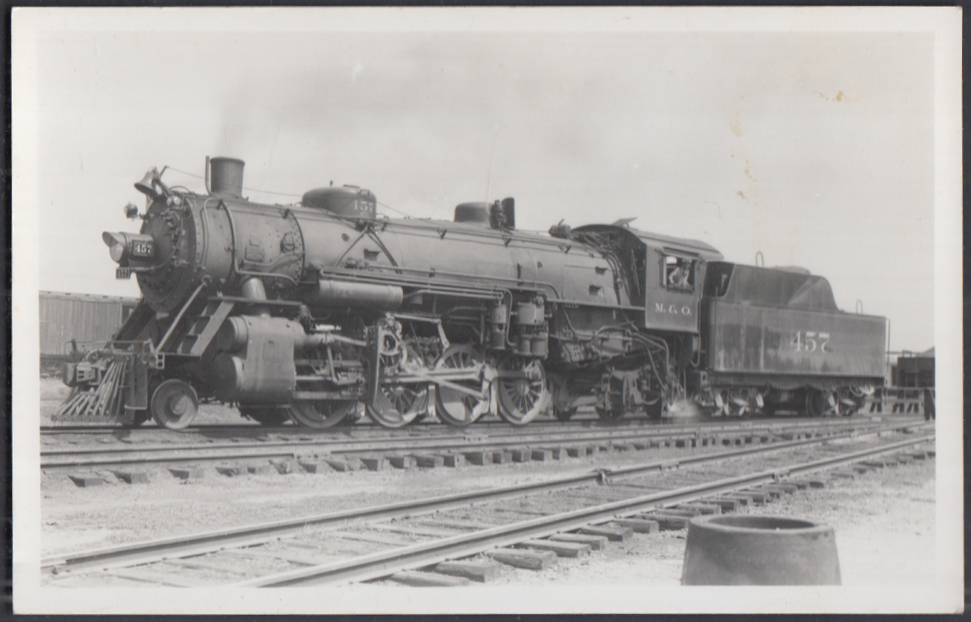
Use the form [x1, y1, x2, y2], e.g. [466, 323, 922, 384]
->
[209, 157, 245, 199]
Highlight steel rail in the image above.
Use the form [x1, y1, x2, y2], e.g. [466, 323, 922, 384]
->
[239, 432, 934, 587]
[40, 410, 916, 436]
[41, 415, 914, 454]
[39, 418, 917, 471]
[42, 422, 932, 575]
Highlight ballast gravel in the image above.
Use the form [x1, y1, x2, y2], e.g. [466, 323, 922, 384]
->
[41, 432, 936, 591]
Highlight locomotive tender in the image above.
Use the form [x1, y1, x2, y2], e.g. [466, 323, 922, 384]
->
[57, 157, 887, 429]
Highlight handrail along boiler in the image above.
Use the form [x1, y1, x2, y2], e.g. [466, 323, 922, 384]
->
[58, 157, 887, 429]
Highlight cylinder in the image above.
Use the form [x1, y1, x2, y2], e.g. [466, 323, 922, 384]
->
[216, 316, 249, 352]
[313, 279, 403, 310]
[209, 157, 245, 198]
[211, 353, 246, 399]
[681, 515, 841, 585]
[210, 315, 301, 402]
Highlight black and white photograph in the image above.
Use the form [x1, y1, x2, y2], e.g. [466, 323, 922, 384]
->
[12, 7, 962, 614]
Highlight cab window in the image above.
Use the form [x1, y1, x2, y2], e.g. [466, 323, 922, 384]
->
[663, 255, 695, 292]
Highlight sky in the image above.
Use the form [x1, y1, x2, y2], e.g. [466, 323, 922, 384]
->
[24, 13, 938, 351]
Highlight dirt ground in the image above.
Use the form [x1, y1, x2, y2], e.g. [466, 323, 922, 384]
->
[485, 457, 937, 587]
[41, 440, 731, 555]
[41, 436, 936, 590]
[40, 376, 939, 590]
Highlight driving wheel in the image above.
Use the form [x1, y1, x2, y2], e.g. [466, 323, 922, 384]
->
[495, 355, 549, 426]
[367, 384, 429, 428]
[434, 345, 489, 426]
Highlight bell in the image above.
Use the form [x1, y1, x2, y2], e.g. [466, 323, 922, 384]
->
[134, 168, 159, 198]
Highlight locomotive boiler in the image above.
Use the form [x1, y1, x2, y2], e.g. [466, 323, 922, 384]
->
[57, 157, 887, 429]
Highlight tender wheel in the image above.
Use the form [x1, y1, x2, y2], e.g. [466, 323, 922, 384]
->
[150, 379, 199, 430]
[806, 389, 839, 417]
[367, 384, 429, 429]
[496, 355, 549, 426]
[288, 399, 356, 429]
[434, 345, 490, 426]
[239, 405, 291, 426]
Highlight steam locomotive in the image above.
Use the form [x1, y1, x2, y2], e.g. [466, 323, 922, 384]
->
[57, 157, 887, 429]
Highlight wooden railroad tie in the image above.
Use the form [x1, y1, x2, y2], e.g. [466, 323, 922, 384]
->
[428, 560, 503, 583]
[387, 570, 471, 587]
[549, 533, 609, 551]
[485, 548, 558, 570]
[515, 539, 592, 558]
[360, 456, 387, 471]
[578, 524, 633, 542]
[610, 518, 660, 534]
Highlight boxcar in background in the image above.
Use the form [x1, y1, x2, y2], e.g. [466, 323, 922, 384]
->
[892, 349, 935, 389]
[39, 291, 140, 375]
[882, 348, 936, 419]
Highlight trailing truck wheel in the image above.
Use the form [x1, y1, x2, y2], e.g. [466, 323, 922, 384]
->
[239, 406, 291, 426]
[549, 375, 577, 422]
[595, 374, 626, 422]
[495, 355, 549, 426]
[288, 399, 356, 429]
[644, 397, 664, 421]
[151, 379, 199, 430]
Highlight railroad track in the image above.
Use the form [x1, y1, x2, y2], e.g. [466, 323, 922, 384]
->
[44, 423, 934, 587]
[39, 411, 905, 437]
[41, 416, 923, 473]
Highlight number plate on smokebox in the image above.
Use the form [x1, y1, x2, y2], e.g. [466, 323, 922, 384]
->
[116, 267, 132, 279]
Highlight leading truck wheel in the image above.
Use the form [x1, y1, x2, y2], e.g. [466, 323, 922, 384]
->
[151, 379, 199, 430]
[288, 399, 356, 429]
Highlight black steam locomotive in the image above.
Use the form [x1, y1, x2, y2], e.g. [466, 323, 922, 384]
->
[57, 157, 887, 429]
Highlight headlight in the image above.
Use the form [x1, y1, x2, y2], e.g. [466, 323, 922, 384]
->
[109, 240, 126, 263]
[102, 232, 155, 264]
